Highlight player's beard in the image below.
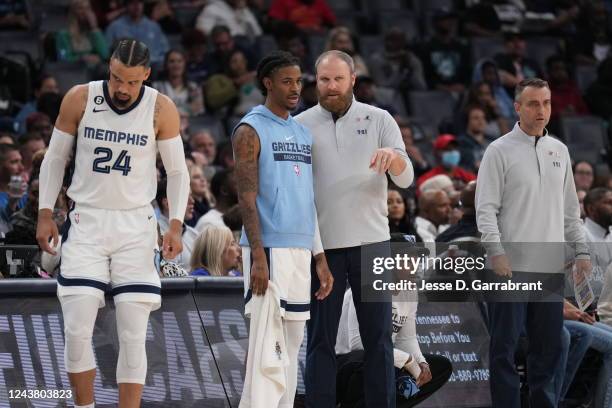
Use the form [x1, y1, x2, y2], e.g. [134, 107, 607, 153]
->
[112, 93, 132, 107]
[319, 88, 353, 117]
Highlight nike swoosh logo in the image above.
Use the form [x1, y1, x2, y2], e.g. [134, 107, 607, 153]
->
[93, 108, 108, 113]
[148, 215, 153, 220]
[285, 136, 294, 141]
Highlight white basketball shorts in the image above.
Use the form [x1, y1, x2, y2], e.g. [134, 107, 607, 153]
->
[57, 203, 161, 310]
[242, 247, 311, 320]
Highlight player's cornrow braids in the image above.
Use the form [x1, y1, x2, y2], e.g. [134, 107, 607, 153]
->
[256, 51, 300, 96]
[111, 39, 150, 68]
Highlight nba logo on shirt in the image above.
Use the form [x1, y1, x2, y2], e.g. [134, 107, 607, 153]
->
[293, 164, 301, 176]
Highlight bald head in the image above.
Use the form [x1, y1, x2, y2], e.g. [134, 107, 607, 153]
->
[419, 189, 451, 227]
[315, 50, 355, 74]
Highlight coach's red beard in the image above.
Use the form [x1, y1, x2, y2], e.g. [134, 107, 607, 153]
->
[319, 89, 353, 117]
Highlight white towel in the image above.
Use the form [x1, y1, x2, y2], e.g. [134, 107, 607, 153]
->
[240, 282, 289, 408]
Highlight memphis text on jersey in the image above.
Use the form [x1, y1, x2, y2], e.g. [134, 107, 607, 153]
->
[83, 126, 149, 147]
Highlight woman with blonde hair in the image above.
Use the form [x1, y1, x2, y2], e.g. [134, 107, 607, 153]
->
[324, 26, 369, 76]
[190, 226, 241, 276]
[55, 0, 109, 65]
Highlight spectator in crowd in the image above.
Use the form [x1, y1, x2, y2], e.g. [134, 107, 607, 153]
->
[190, 130, 217, 164]
[195, 169, 237, 232]
[28, 148, 46, 184]
[91, 0, 125, 29]
[388, 187, 419, 238]
[4, 177, 38, 245]
[472, 59, 516, 122]
[419, 174, 457, 197]
[196, 0, 262, 37]
[559, 299, 612, 408]
[213, 141, 235, 170]
[188, 164, 213, 227]
[546, 55, 589, 121]
[18, 133, 45, 181]
[494, 32, 542, 97]
[463, 0, 521, 36]
[578, 188, 587, 219]
[574, 160, 596, 192]
[56, 0, 110, 66]
[182, 28, 211, 83]
[156, 179, 198, 270]
[25, 113, 52, 145]
[353, 76, 395, 115]
[207, 25, 256, 76]
[268, 0, 336, 33]
[0, 144, 25, 234]
[226, 49, 263, 116]
[190, 225, 241, 276]
[417, 134, 476, 191]
[581, 187, 612, 295]
[369, 28, 427, 93]
[0, 0, 30, 29]
[572, 0, 611, 65]
[294, 74, 318, 114]
[274, 22, 312, 75]
[437, 181, 479, 243]
[325, 26, 368, 76]
[585, 56, 612, 119]
[105, 0, 169, 64]
[461, 80, 512, 137]
[36, 92, 63, 126]
[146, 0, 182, 34]
[396, 117, 430, 178]
[458, 105, 496, 172]
[419, 9, 470, 93]
[0, 132, 15, 145]
[416, 189, 451, 242]
[14, 75, 59, 136]
[153, 50, 205, 116]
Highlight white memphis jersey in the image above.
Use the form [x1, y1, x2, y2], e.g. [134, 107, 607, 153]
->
[68, 80, 158, 209]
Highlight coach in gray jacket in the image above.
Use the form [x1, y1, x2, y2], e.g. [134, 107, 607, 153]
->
[296, 50, 414, 408]
[476, 78, 591, 408]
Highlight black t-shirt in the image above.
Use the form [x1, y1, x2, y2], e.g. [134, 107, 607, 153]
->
[420, 38, 471, 87]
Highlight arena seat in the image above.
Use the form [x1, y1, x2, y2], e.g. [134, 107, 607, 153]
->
[559, 115, 608, 164]
[408, 90, 456, 131]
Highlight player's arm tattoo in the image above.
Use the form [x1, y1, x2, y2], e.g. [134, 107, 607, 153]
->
[153, 95, 162, 132]
[232, 124, 264, 254]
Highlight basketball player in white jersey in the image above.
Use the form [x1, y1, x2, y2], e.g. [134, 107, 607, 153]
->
[35, 39, 190, 408]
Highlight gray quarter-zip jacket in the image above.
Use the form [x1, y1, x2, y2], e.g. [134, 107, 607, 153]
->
[476, 122, 588, 272]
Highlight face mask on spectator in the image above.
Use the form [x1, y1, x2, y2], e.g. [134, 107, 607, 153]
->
[441, 150, 460, 168]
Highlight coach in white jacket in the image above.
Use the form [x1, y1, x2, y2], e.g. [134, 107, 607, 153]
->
[476, 78, 591, 408]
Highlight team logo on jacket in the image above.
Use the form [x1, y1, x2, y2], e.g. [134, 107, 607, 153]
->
[293, 164, 301, 176]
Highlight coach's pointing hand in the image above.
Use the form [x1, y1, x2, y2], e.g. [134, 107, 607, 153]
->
[162, 220, 183, 260]
[36, 209, 59, 255]
[314, 254, 334, 300]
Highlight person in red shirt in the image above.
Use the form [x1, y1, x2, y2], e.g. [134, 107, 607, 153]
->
[417, 134, 476, 190]
[268, 0, 336, 32]
[546, 55, 589, 120]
